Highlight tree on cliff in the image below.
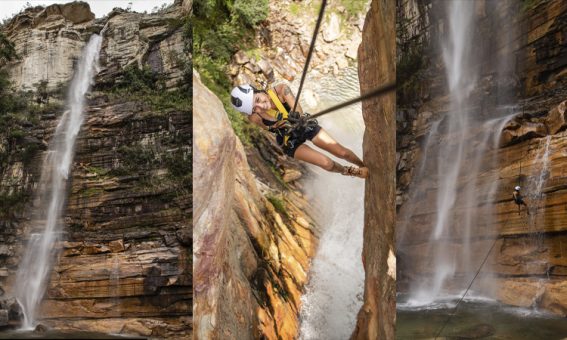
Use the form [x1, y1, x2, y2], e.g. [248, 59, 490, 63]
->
[0, 32, 16, 67]
[0, 32, 19, 115]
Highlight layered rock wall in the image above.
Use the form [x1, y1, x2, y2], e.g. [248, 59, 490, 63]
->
[193, 73, 319, 339]
[352, 0, 396, 338]
[396, 0, 567, 316]
[0, 1, 191, 337]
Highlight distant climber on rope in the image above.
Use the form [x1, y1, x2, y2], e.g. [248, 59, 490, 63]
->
[230, 83, 368, 178]
[513, 186, 529, 215]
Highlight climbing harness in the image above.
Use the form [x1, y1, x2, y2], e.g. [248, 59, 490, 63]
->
[266, 89, 289, 121]
[433, 162, 540, 339]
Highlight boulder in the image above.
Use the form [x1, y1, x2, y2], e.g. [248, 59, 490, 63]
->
[543, 100, 566, 134]
[233, 50, 250, 65]
[322, 12, 341, 42]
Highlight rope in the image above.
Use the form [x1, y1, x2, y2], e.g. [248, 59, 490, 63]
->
[433, 214, 514, 339]
[291, 0, 327, 114]
[309, 81, 396, 119]
[434, 203, 537, 340]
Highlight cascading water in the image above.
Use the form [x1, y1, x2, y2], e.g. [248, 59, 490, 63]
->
[527, 135, 552, 225]
[294, 67, 365, 340]
[398, 1, 518, 305]
[15, 34, 102, 329]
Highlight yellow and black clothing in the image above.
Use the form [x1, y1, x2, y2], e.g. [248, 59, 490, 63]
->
[262, 88, 321, 158]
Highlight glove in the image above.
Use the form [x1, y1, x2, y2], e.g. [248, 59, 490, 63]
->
[268, 120, 292, 134]
[288, 111, 301, 123]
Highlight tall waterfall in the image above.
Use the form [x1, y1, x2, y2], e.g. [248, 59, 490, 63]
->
[398, 1, 518, 305]
[15, 34, 102, 329]
[296, 68, 365, 339]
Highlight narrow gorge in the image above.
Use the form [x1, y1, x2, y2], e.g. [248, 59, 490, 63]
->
[396, 0, 567, 337]
[193, 0, 397, 338]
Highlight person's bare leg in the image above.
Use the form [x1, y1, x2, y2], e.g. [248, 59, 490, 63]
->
[311, 129, 364, 167]
[293, 144, 344, 173]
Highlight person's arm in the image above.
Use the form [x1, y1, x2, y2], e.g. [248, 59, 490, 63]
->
[275, 84, 303, 114]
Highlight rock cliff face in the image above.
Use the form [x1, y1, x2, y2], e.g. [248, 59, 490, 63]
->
[0, 1, 190, 337]
[229, 0, 370, 87]
[352, 0, 396, 338]
[4, 2, 97, 91]
[396, 0, 567, 316]
[193, 72, 319, 339]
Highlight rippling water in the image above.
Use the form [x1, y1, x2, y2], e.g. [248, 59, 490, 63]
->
[398, 295, 567, 339]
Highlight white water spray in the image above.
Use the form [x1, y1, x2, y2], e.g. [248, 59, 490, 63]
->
[15, 35, 102, 329]
[296, 68, 365, 339]
[398, 0, 522, 305]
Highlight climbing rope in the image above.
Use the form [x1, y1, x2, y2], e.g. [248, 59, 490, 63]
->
[291, 0, 327, 114]
[285, 0, 396, 129]
[433, 180, 538, 339]
[433, 227, 505, 339]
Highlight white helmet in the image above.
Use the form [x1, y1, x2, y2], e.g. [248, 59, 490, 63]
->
[515, 186, 521, 191]
[230, 84, 254, 115]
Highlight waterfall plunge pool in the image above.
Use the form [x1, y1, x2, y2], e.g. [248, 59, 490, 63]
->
[397, 295, 567, 339]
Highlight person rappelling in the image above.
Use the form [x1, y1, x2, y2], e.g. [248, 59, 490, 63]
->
[513, 186, 529, 215]
[230, 83, 368, 178]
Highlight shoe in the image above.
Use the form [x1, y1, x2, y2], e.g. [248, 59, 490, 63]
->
[342, 166, 368, 179]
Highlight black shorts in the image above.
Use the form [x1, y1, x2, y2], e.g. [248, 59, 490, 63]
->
[276, 122, 321, 157]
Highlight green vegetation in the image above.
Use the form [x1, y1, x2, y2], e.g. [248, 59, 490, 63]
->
[81, 187, 104, 197]
[338, 0, 367, 18]
[0, 191, 29, 218]
[164, 148, 191, 189]
[396, 12, 427, 105]
[106, 64, 191, 112]
[521, 0, 544, 12]
[267, 194, 289, 219]
[193, 0, 268, 144]
[86, 166, 109, 176]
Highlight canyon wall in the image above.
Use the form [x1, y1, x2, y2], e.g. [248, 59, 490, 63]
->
[396, 0, 567, 316]
[353, 0, 396, 338]
[0, 1, 191, 337]
[193, 72, 319, 338]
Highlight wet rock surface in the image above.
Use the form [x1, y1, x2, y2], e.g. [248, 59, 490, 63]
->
[193, 73, 319, 339]
[396, 0, 567, 316]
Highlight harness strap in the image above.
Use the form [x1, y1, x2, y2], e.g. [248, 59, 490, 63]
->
[267, 89, 289, 120]
[266, 88, 291, 145]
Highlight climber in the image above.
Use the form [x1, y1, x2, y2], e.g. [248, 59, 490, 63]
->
[230, 83, 368, 178]
[513, 186, 529, 215]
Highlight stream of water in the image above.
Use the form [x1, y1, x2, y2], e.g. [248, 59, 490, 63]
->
[14, 34, 102, 330]
[291, 67, 365, 340]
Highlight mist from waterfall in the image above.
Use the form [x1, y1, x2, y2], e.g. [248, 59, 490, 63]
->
[294, 68, 365, 340]
[398, 1, 518, 305]
[15, 34, 102, 329]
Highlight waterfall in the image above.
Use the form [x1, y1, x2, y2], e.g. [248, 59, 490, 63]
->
[295, 68, 365, 340]
[398, 0, 519, 306]
[15, 34, 102, 329]
[529, 136, 552, 220]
